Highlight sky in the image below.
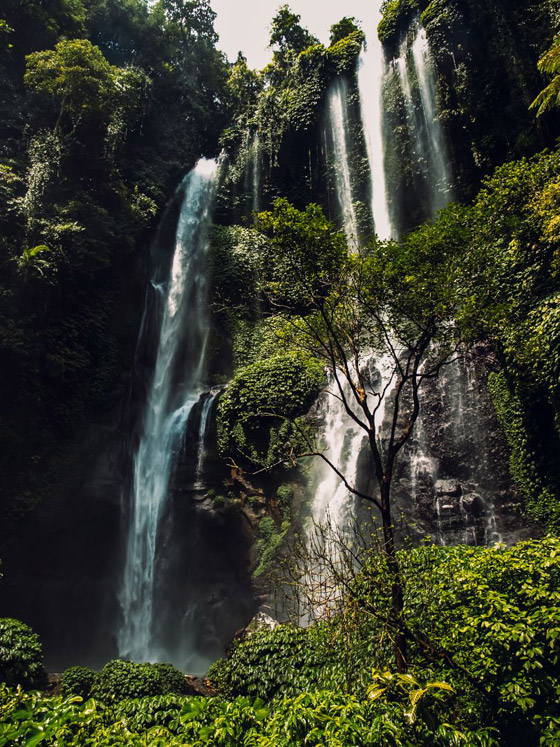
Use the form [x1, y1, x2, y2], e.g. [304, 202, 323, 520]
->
[209, 0, 380, 70]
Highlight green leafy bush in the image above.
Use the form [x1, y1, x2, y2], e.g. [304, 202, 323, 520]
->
[489, 371, 560, 531]
[254, 516, 291, 577]
[207, 625, 339, 700]
[378, 0, 421, 46]
[0, 618, 46, 690]
[91, 659, 187, 703]
[217, 350, 324, 469]
[62, 665, 97, 700]
[151, 663, 189, 696]
[351, 538, 560, 743]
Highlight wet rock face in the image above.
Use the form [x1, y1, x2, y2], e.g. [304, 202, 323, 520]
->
[358, 354, 538, 547]
[401, 356, 538, 546]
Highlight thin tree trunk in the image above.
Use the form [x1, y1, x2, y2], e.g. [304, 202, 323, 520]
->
[380, 480, 407, 673]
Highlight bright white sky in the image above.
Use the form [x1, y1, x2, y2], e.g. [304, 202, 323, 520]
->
[209, 0, 380, 70]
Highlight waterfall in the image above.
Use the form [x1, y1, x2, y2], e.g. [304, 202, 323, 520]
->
[325, 78, 359, 245]
[404, 27, 453, 216]
[302, 368, 365, 619]
[357, 5, 393, 241]
[119, 158, 218, 665]
[309, 373, 366, 536]
[244, 132, 261, 216]
[303, 351, 402, 616]
[251, 134, 261, 215]
[397, 39, 430, 188]
[195, 391, 218, 483]
[309, 6, 510, 569]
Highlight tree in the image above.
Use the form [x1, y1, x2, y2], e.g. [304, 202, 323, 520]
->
[13, 245, 52, 280]
[160, 0, 218, 44]
[329, 17, 361, 46]
[531, 35, 560, 116]
[226, 53, 262, 117]
[254, 199, 465, 671]
[24, 39, 119, 132]
[269, 5, 317, 55]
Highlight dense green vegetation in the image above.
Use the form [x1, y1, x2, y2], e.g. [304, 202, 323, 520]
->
[1, 539, 557, 744]
[1, 0, 560, 744]
[0, 618, 46, 691]
[216, 9, 366, 220]
[0, 0, 229, 531]
[207, 538, 560, 745]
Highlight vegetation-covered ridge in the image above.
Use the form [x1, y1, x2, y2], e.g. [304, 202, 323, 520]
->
[215, 8, 366, 223]
[209, 144, 560, 535]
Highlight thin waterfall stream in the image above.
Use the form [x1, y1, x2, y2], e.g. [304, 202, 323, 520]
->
[357, 2, 394, 241]
[326, 77, 359, 245]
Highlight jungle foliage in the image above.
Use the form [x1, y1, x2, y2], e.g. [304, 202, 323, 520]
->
[0, 618, 46, 691]
[379, 0, 558, 201]
[1, 1, 560, 745]
[210, 538, 560, 746]
[0, 0, 229, 531]
[216, 9, 365, 221]
[1, 539, 557, 745]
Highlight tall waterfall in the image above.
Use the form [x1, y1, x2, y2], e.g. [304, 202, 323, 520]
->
[304, 4, 395, 594]
[357, 4, 393, 240]
[399, 27, 454, 217]
[119, 159, 218, 665]
[325, 78, 359, 245]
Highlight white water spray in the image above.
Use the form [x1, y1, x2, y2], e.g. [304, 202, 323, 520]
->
[357, 5, 393, 240]
[410, 27, 453, 214]
[326, 78, 359, 246]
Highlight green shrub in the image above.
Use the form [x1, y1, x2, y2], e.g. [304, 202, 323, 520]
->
[152, 663, 189, 695]
[207, 625, 338, 700]
[254, 516, 291, 578]
[0, 618, 46, 690]
[327, 31, 365, 74]
[217, 351, 324, 469]
[91, 659, 186, 703]
[352, 539, 560, 742]
[0, 682, 500, 747]
[62, 665, 97, 700]
[489, 371, 560, 532]
[276, 484, 294, 517]
[378, 0, 420, 45]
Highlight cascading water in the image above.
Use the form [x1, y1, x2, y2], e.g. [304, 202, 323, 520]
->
[357, 3, 394, 241]
[397, 39, 430, 188]
[325, 78, 359, 245]
[119, 159, 218, 665]
[243, 132, 261, 216]
[309, 4, 513, 565]
[302, 4, 398, 606]
[195, 391, 218, 484]
[395, 26, 453, 217]
[251, 134, 261, 214]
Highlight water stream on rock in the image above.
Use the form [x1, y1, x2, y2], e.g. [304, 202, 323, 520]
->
[325, 77, 359, 245]
[303, 4, 395, 608]
[119, 159, 219, 667]
[357, 4, 393, 241]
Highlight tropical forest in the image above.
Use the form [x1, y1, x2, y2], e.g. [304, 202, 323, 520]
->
[0, 0, 560, 744]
